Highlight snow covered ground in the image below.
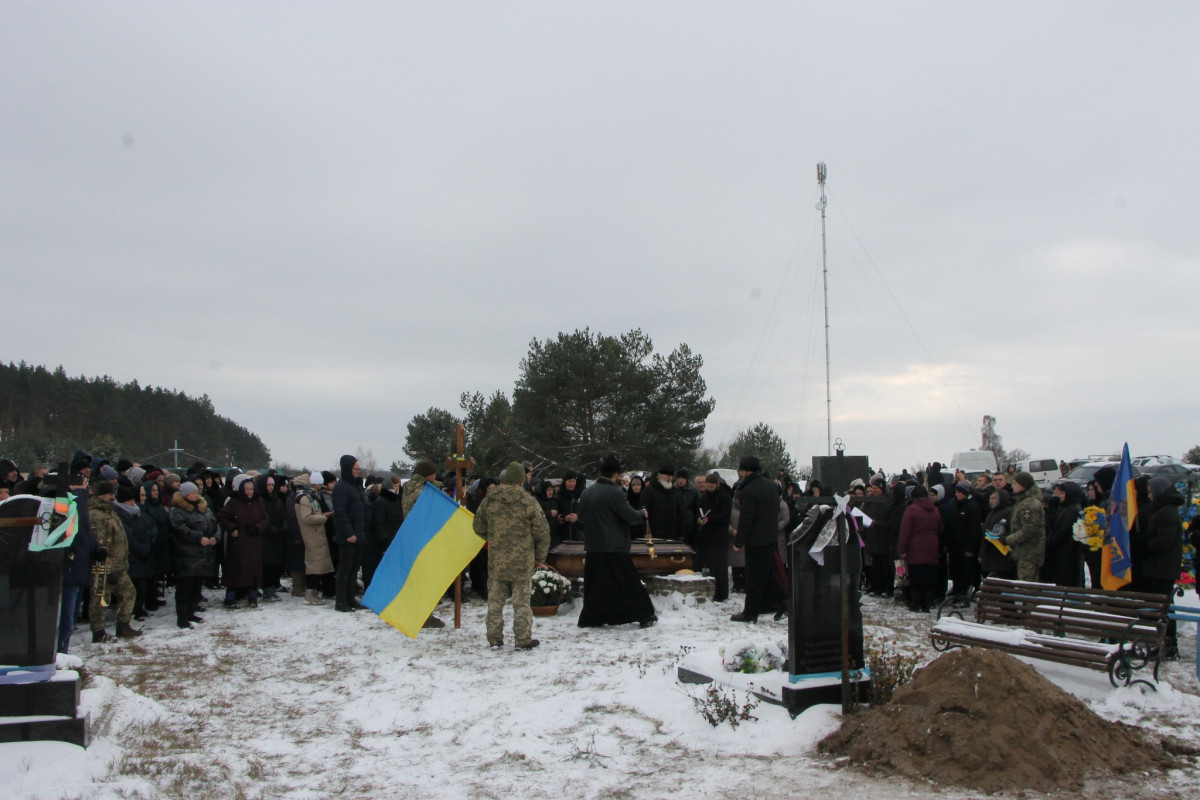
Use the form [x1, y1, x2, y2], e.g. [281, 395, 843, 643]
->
[5, 586, 1199, 800]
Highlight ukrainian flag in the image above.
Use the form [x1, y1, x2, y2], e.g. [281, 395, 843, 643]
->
[1101, 443, 1136, 591]
[363, 486, 483, 637]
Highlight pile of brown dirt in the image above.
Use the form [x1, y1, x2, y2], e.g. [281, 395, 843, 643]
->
[819, 648, 1179, 794]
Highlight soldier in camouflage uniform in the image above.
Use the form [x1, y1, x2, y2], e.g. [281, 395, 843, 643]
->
[402, 459, 442, 516]
[472, 461, 550, 649]
[88, 481, 141, 642]
[1001, 471, 1045, 582]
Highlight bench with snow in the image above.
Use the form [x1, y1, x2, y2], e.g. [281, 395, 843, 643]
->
[930, 578, 1170, 688]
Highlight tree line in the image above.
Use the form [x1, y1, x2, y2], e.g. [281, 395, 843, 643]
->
[0, 361, 270, 469]
[395, 328, 800, 479]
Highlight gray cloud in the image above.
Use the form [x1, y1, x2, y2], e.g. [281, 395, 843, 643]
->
[3, 1, 1197, 473]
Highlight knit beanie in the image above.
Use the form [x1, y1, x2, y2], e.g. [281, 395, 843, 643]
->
[179, 481, 200, 496]
[1013, 471, 1036, 491]
[116, 484, 137, 504]
[308, 471, 322, 486]
[600, 454, 622, 475]
[503, 462, 525, 484]
[414, 459, 437, 478]
[94, 480, 116, 497]
[99, 464, 119, 482]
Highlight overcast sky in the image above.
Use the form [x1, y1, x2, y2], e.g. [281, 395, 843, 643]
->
[3, 1, 1198, 474]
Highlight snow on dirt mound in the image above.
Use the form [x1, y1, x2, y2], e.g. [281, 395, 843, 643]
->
[819, 648, 1179, 794]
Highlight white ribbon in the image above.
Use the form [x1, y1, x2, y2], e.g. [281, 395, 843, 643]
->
[807, 493, 850, 566]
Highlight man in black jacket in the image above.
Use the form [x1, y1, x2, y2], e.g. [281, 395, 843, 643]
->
[332, 455, 366, 612]
[731, 455, 785, 622]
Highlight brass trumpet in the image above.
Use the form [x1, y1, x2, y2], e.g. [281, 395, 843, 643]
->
[92, 560, 111, 608]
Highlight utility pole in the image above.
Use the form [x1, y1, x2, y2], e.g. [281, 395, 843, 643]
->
[817, 162, 831, 456]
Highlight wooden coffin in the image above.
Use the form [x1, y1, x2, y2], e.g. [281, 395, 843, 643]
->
[548, 539, 695, 579]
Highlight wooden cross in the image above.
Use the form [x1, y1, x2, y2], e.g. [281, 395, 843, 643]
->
[443, 424, 476, 628]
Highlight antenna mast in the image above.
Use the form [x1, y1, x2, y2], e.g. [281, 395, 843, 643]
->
[817, 162, 831, 456]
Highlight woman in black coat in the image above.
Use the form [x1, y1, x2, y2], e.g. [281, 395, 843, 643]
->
[169, 484, 219, 628]
[1043, 481, 1083, 587]
[979, 488, 1015, 579]
[255, 473, 288, 602]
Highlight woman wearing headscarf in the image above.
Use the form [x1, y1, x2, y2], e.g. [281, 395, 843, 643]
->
[218, 474, 269, 608]
[625, 474, 647, 538]
[256, 473, 288, 602]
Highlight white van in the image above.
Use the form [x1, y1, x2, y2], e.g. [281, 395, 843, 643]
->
[1016, 458, 1062, 488]
[950, 450, 998, 478]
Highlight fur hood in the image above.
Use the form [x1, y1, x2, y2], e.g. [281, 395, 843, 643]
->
[172, 491, 208, 515]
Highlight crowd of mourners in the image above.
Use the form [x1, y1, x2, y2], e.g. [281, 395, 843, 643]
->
[0, 450, 1193, 660]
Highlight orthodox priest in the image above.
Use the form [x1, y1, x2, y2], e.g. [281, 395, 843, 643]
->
[577, 454, 657, 629]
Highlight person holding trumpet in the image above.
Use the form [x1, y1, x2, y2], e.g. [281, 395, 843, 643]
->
[88, 480, 142, 642]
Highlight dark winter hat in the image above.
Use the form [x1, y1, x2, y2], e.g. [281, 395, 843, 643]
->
[503, 462, 525, 484]
[600, 454, 622, 476]
[738, 455, 761, 473]
[1013, 471, 1036, 491]
[165, 473, 182, 486]
[955, 481, 973, 497]
[116, 484, 137, 503]
[320, 470, 337, 486]
[98, 464, 119, 482]
[1092, 466, 1116, 493]
[414, 459, 437, 477]
[1148, 476, 1173, 499]
[93, 480, 116, 497]
[675, 468, 690, 480]
[116, 459, 134, 473]
[70, 451, 92, 472]
[658, 463, 675, 477]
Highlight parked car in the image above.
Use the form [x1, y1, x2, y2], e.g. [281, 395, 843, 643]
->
[1014, 458, 1062, 488]
[1063, 460, 1143, 486]
[950, 450, 998, 480]
[1131, 454, 1200, 473]
[1136, 462, 1200, 499]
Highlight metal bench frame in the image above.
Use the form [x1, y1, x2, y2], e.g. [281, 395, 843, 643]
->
[930, 578, 1169, 689]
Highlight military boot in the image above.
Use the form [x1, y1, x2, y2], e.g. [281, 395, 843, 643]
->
[92, 629, 115, 643]
[116, 622, 143, 640]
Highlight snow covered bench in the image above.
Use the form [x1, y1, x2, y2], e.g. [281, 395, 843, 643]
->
[930, 578, 1170, 688]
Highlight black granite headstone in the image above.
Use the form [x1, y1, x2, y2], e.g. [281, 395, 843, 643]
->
[0, 496, 65, 677]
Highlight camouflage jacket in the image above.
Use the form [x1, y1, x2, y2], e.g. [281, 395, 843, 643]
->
[1004, 488, 1045, 567]
[472, 484, 550, 581]
[89, 495, 129, 572]
[402, 474, 444, 517]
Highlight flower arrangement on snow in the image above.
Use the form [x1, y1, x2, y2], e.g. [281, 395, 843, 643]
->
[1072, 506, 1106, 552]
[720, 638, 787, 674]
[530, 568, 572, 607]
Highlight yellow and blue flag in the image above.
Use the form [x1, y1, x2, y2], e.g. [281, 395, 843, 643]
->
[1101, 443, 1135, 590]
[363, 486, 483, 638]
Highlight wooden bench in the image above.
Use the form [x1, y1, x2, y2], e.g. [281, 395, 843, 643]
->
[930, 578, 1170, 688]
